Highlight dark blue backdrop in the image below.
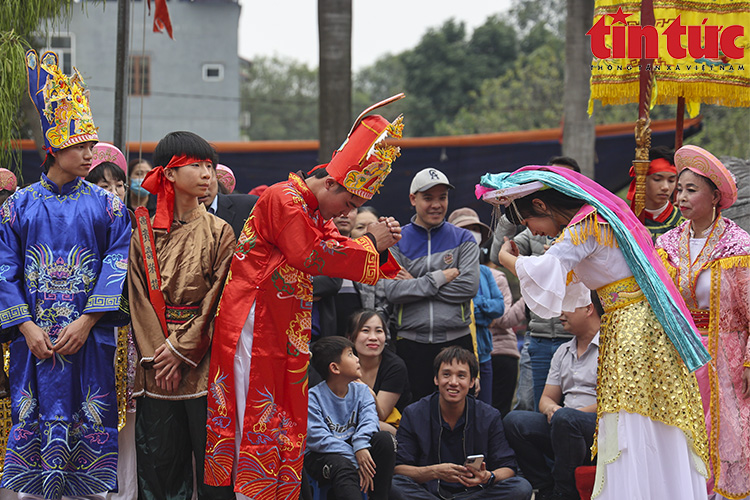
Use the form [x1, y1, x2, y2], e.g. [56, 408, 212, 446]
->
[14, 120, 700, 227]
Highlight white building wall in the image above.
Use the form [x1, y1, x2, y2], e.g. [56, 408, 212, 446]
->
[46, 0, 241, 143]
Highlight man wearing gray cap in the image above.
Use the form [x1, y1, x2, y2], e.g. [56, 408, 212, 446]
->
[384, 167, 480, 400]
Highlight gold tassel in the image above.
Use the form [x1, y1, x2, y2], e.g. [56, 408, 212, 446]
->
[562, 211, 617, 249]
[590, 80, 750, 109]
[708, 254, 750, 271]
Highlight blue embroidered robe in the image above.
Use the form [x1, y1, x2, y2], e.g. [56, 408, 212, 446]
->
[0, 174, 131, 498]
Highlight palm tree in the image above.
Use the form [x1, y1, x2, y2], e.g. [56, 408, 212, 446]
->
[317, 0, 352, 164]
[562, 0, 595, 177]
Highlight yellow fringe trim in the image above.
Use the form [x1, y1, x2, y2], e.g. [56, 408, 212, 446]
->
[657, 249, 679, 279]
[558, 211, 617, 248]
[708, 266, 722, 487]
[705, 254, 750, 271]
[0, 345, 9, 474]
[591, 80, 750, 107]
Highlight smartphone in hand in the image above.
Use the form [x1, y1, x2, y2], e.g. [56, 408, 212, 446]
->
[464, 454, 484, 470]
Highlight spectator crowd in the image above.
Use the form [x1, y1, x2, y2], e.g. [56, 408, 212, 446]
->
[1, 51, 748, 500]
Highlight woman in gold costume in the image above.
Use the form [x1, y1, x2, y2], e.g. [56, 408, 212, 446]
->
[482, 165, 710, 500]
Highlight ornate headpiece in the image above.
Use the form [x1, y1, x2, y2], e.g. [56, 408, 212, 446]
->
[675, 145, 737, 210]
[478, 181, 546, 208]
[0, 168, 17, 192]
[91, 143, 128, 175]
[26, 50, 98, 152]
[314, 93, 405, 200]
[216, 164, 236, 193]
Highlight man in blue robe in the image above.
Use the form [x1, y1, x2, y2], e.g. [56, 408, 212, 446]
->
[0, 50, 131, 499]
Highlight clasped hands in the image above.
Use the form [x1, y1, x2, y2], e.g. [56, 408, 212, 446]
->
[366, 217, 402, 252]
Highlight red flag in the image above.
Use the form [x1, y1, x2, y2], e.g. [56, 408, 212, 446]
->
[147, 0, 174, 39]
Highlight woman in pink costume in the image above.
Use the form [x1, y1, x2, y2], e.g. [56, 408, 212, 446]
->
[657, 145, 750, 500]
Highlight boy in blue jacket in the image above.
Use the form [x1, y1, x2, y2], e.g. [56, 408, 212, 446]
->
[306, 336, 396, 499]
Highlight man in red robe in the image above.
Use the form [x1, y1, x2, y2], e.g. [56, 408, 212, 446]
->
[204, 97, 405, 499]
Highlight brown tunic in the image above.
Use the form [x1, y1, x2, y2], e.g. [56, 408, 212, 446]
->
[128, 204, 234, 399]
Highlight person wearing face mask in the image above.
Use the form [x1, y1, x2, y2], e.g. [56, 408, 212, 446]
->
[127, 158, 157, 215]
[448, 208, 505, 406]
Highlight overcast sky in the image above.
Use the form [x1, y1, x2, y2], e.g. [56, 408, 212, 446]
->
[237, 0, 513, 70]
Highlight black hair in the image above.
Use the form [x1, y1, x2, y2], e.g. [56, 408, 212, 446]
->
[345, 309, 389, 344]
[478, 238, 492, 265]
[649, 145, 675, 165]
[311, 166, 330, 179]
[128, 158, 152, 175]
[678, 167, 719, 193]
[152, 131, 217, 168]
[42, 153, 55, 173]
[590, 290, 604, 318]
[357, 205, 380, 217]
[85, 161, 126, 185]
[310, 336, 355, 381]
[547, 156, 581, 173]
[0, 190, 13, 205]
[310, 165, 348, 193]
[433, 346, 479, 379]
[505, 189, 586, 226]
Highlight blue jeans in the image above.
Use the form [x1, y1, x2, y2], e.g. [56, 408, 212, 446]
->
[513, 334, 534, 412]
[478, 360, 493, 405]
[528, 336, 569, 411]
[503, 408, 597, 500]
[391, 474, 532, 500]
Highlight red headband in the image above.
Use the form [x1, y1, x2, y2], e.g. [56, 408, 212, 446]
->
[626, 158, 677, 204]
[142, 155, 208, 232]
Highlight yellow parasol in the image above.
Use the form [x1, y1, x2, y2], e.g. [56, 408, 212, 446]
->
[588, 0, 750, 218]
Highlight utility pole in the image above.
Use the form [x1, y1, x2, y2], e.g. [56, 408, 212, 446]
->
[114, 0, 130, 151]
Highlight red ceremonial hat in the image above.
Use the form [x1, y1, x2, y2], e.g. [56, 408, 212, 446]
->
[312, 93, 405, 200]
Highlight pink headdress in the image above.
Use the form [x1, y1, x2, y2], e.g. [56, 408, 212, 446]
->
[216, 164, 236, 193]
[0, 168, 17, 192]
[675, 145, 737, 210]
[91, 143, 128, 176]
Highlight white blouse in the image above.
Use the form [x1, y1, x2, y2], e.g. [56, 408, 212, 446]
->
[688, 237, 711, 309]
[516, 224, 633, 318]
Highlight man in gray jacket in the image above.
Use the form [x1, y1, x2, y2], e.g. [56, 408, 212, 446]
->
[384, 168, 480, 400]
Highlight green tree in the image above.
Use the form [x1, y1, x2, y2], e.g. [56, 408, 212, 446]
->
[685, 105, 750, 159]
[352, 53, 407, 123]
[508, 0, 566, 37]
[0, 0, 78, 172]
[240, 56, 318, 141]
[400, 17, 519, 136]
[436, 44, 564, 134]
[468, 16, 519, 83]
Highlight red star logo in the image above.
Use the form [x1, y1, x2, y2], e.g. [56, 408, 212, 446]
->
[608, 7, 632, 25]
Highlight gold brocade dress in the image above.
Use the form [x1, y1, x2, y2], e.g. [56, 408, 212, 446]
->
[515, 210, 708, 500]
